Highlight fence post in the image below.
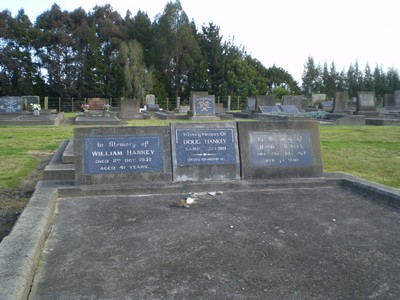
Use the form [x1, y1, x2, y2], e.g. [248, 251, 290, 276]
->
[228, 96, 231, 111]
[44, 97, 48, 110]
[72, 97, 74, 112]
[237, 96, 240, 111]
[58, 97, 61, 112]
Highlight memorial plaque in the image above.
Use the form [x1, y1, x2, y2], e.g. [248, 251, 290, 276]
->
[238, 121, 323, 179]
[171, 122, 240, 181]
[74, 126, 172, 185]
[84, 135, 163, 174]
[192, 95, 215, 115]
[0, 96, 22, 112]
[249, 131, 313, 167]
[175, 128, 236, 166]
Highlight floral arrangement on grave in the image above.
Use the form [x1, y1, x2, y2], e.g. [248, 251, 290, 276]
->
[103, 104, 110, 111]
[80, 104, 89, 112]
[31, 103, 41, 110]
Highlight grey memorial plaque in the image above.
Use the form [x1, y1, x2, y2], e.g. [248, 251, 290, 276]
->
[0, 96, 23, 112]
[249, 131, 313, 167]
[84, 135, 163, 174]
[193, 95, 215, 115]
[171, 122, 240, 181]
[75, 127, 172, 185]
[238, 120, 323, 179]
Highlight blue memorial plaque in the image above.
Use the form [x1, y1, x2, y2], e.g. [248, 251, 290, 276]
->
[250, 131, 313, 167]
[175, 128, 236, 166]
[0, 97, 22, 112]
[193, 95, 215, 115]
[84, 135, 163, 174]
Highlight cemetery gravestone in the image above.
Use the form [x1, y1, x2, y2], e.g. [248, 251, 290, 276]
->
[312, 94, 327, 104]
[170, 122, 240, 181]
[238, 120, 323, 179]
[145, 94, 156, 105]
[245, 98, 256, 111]
[333, 92, 349, 113]
[281, 95, 303, 110]
[256, 95, 275, 108]
[74, 127, 172, 185]
[384, 94, 394, 108]
[394, 90, 400, 108]
[189, 92, 220, 120]
[355, 92, 378, 116]
[0, 96, 22, 113]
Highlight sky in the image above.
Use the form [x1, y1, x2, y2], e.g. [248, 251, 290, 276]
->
[2, 0, 399, 83]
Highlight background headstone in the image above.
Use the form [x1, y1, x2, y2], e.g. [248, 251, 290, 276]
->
[145, 94, 156, 105]
[247, 98, 256, 110]
[0, 96, 23, 112]
[384, 94, 394, 108]
[281, 95, 303, 109]
[394, 90, 400, 108]
[170, 122, 240, 182]
[74, 126, 172, 185]
[256, 95, 275, 108]
[333, 92, 349, 113]
[356, 92, 376, 112]
[238, 120, 323, 179]
[312, 94, 327, 104]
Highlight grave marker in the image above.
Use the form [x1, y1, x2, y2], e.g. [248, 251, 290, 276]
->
[74, 127, 172, 185]
[0, 96, 22, 112]
[256, 95, 275, 107]
[281, 95, 303, 109]
[333, 92, 349, 113]
[238, 120, 323, 179]
[170, 122, 240, 181]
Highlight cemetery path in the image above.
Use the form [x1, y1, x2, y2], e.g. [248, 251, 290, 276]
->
[0, 152, 51, 242]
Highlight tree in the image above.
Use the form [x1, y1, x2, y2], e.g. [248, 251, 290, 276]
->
[197, 22, 224, 95]
[120, 40, 153, 104]
[301, 56, 321, 95]
[0, 9, 35, 96]
[151, 1, 201, 97]
[34, 4, 75, 97]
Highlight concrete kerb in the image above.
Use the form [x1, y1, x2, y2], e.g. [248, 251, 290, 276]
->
[1, 174, 399, 299]
[0, 181, 72, 300]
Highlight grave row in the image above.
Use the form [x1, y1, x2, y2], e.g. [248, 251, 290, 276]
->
[74, 120, 323, 185]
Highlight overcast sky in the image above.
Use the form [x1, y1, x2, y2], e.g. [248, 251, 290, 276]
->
[2, 0, 399, 83]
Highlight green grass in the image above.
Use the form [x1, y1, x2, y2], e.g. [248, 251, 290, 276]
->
[320, 126, 400, 188]
[0, 124, 399, 190]
[0, 126, 74, 189]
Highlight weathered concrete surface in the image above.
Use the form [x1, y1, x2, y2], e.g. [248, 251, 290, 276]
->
[23, 178, 400, 299]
